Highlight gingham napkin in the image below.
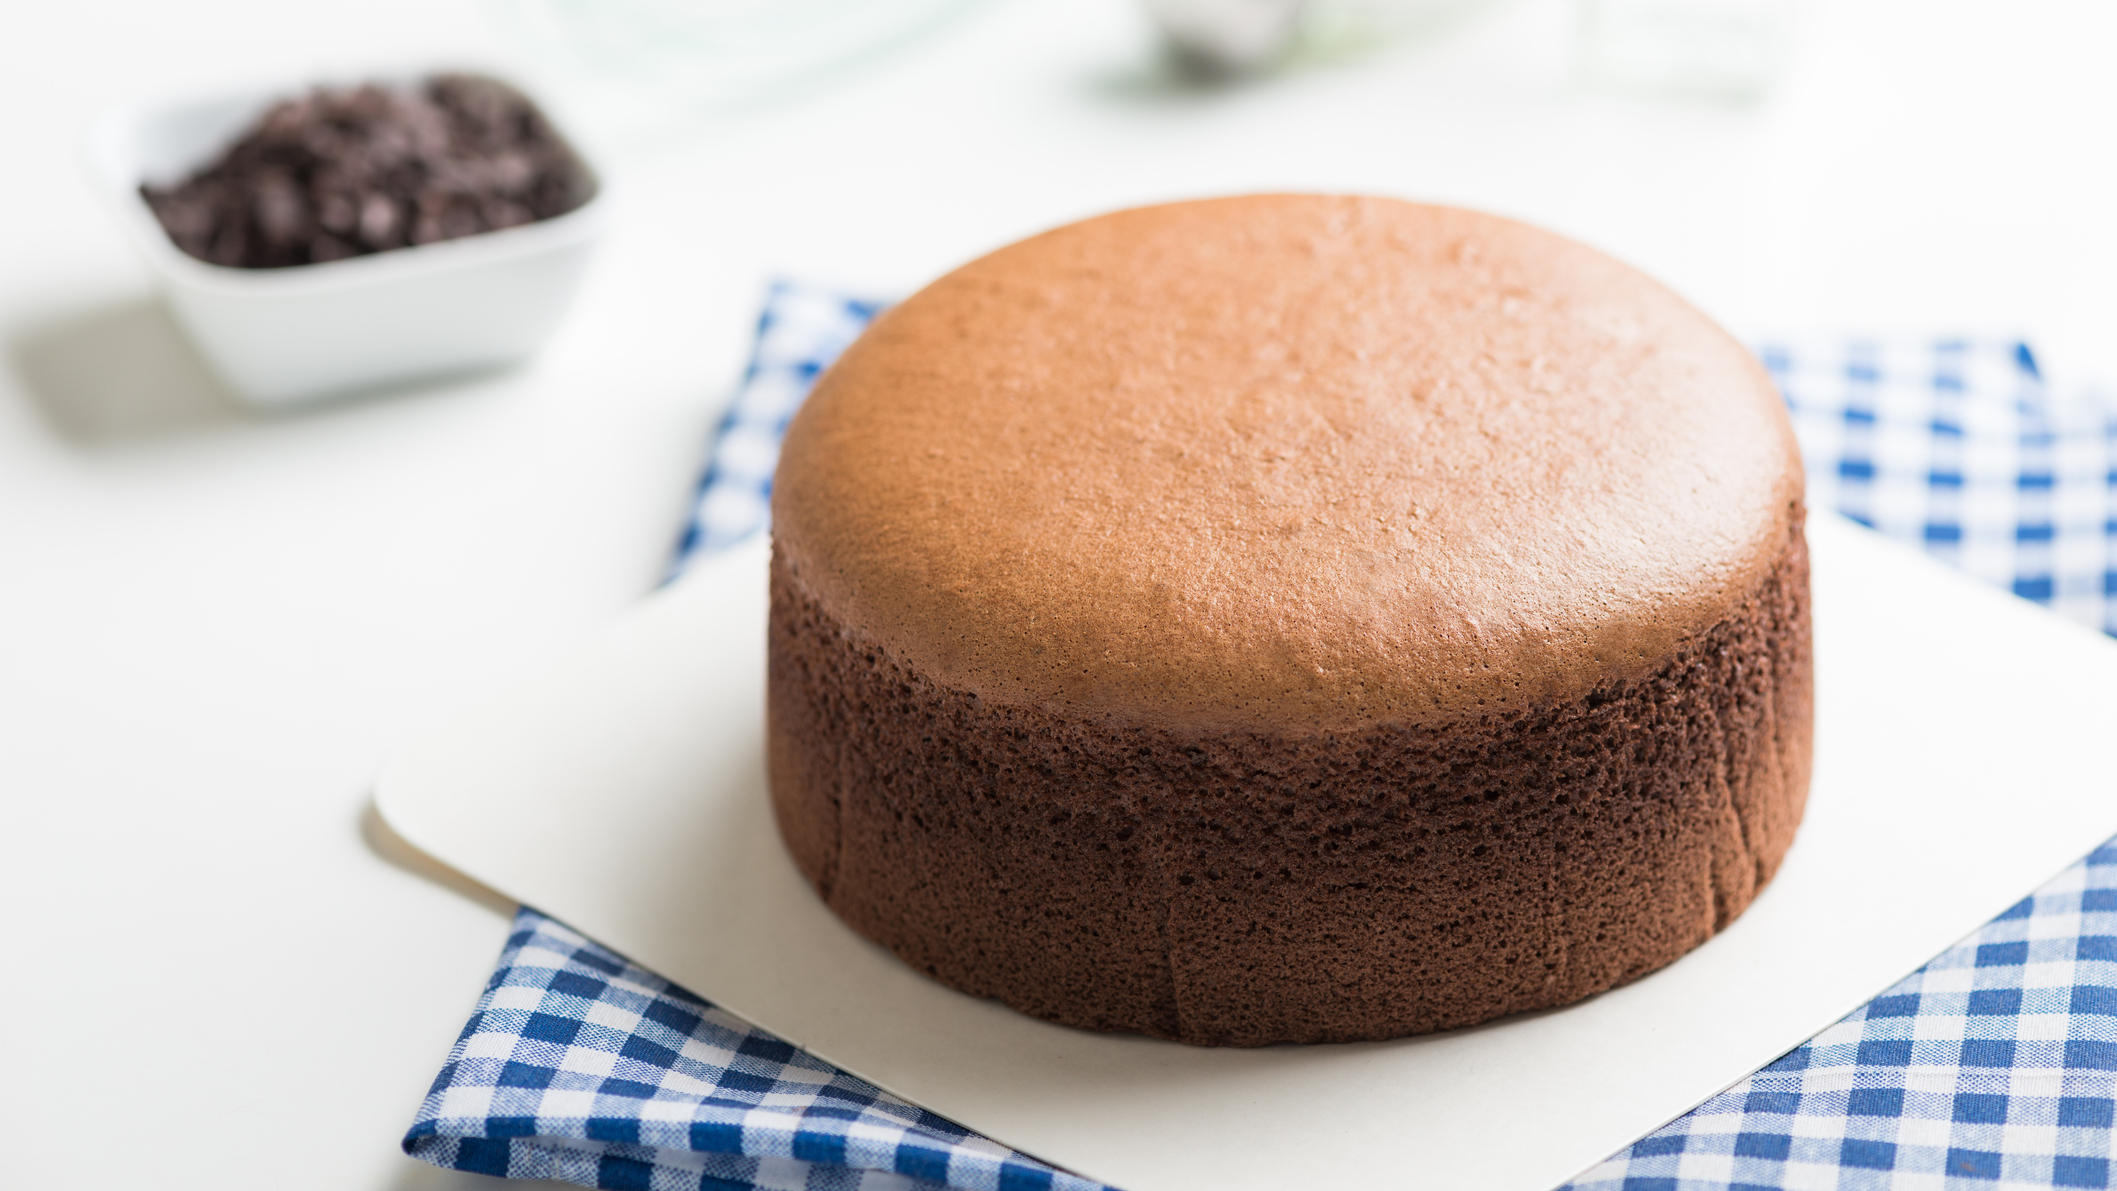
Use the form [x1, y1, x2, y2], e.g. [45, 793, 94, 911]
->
[405, 282, 2117, 1190]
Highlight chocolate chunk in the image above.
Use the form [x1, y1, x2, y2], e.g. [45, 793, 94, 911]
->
[357, 193, 402, 247]
[251, 170, 309, 248]
[140, 74, 591, 269]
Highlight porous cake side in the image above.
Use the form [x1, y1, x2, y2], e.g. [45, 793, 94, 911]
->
[766, 518, 1811, 1047]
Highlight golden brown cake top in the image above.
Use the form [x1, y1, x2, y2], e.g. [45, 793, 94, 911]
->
[772, 195, 1804, 730]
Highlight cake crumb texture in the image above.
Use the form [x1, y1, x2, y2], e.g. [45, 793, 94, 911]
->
[768, 526, 1809, 1044]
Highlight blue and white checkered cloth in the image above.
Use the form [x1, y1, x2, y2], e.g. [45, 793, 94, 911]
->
[406, 282, 2117, 1189]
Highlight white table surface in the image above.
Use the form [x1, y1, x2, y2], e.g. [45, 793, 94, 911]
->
[1, 2, 2112, 1186]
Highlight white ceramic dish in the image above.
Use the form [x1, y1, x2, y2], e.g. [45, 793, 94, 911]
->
[377, 514, 2117, 1190]
[86, 69, 605, 407]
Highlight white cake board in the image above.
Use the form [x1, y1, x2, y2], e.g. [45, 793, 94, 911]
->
[376, 515, 2117, 1191]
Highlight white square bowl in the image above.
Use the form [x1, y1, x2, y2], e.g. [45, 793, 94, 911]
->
[86, 70, 607, 407]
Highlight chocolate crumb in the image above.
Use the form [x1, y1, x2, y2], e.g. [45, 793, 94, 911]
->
[140, 75, 592, 269]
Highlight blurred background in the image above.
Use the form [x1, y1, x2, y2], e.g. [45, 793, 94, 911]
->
[3, 1, 2115, 1185]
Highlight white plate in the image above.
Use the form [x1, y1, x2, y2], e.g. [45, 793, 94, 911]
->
[377, 514, 2117, 1191]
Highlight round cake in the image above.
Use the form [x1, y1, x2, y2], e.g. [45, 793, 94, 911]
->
[766, 194, 1812, 1046]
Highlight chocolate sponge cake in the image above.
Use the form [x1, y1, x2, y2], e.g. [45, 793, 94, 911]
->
[766, 195, 1811, 1046]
